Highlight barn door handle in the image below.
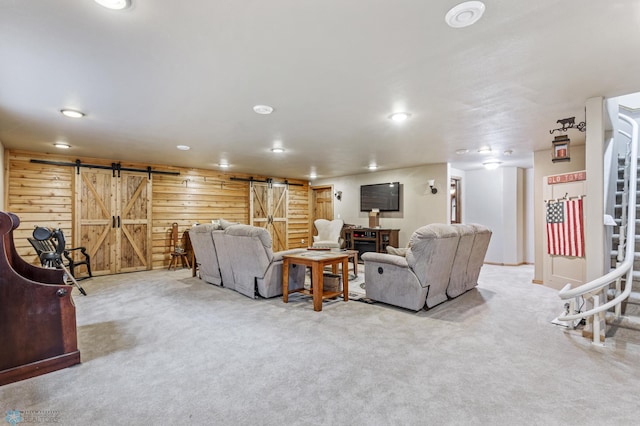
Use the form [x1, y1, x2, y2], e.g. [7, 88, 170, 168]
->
[117, 216, 121, 228]
[112, 216, 116, 228]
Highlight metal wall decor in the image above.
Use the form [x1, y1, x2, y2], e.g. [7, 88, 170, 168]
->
[549, 116, 586, 134]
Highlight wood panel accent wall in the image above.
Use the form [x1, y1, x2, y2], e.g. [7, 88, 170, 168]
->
[5, 150, 310, 270]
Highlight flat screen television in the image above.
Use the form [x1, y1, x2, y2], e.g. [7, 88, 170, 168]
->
[360, 182, 400, 212]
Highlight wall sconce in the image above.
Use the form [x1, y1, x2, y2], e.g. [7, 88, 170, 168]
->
[335, 191, 342, 201]
[428, 180, 438, 194]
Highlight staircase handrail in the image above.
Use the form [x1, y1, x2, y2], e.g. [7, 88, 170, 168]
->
[557, 113, 637, 321]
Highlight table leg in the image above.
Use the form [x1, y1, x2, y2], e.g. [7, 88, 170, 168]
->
[312, 263, 323, 312]
[342, 257, 349, 302]
[283, 258, 290, 303]
[352, 253, 358, 277]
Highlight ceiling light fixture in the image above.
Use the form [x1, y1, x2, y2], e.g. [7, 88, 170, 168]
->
[389, 112, 411, 122]
[60, 109, 85, 118]
[218, 163, 230, 169]
[368, 164, 378, 170]
[503, 149, 513, 156]
[455, 149, 469, 155]
[445, 1, 486, 28]
[94, 0, 131, 10]
[477, 147, 492, 154]
[253, 105, 274, 115]
[176, 145, 191, 151]
[483, 160, 502, 170]
[309, 173, 317, 179]
[271, 147, 285, 153]
[53, 142, 71, 149]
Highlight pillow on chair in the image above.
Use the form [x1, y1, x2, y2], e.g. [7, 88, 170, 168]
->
[219, 218, 240, 230]
[386, 246, 408, 257]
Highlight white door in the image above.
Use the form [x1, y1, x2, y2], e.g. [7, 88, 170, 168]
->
[542, 174, 587, 290]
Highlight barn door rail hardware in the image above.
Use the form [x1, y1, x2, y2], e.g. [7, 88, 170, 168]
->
[229, 176, 304, 187]
[30, 159, 180, 179]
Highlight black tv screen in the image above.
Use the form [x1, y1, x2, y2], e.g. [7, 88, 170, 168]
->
[360, 182, 400, 212]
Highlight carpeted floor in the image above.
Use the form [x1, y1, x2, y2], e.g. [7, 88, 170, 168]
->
[1, 264, 639, 425]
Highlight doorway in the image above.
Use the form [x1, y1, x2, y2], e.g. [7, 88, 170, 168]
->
[450, 177, 462, 224]
[310, 185, 334, 243]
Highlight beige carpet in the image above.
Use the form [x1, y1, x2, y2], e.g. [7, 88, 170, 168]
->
[1, 264, 639, 425]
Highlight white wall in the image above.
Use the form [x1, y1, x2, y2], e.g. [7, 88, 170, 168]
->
[524, 168, 534, 263]
[465, 166, 527, 265]
[466, 168, 504, 263]
[314, 163, 449, 246]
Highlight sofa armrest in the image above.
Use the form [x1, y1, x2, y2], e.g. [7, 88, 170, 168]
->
[272, 248, 307, 262]
[362, 252, 409, 268]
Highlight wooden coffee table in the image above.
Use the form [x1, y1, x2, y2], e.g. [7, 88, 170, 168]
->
[282, 251, 349, 312]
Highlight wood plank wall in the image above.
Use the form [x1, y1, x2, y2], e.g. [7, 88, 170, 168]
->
[5, 150, 310, 270]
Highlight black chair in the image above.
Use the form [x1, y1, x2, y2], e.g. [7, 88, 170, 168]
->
[28, 227, 92, 281]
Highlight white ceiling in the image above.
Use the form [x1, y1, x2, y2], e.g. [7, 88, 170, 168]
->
[1, 0, 640, 180]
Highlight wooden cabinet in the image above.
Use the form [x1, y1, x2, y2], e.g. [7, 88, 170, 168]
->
[75, 169, 152, 275]
[343, 228, 399, 257]
[250, 182, 288, 251]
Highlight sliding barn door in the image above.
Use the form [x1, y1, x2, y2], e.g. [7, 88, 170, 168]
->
[117, 172, 152, 272]
[76, 169, 151, 275]
[76, 169, 116, 275]
[251, 182, 288, 252]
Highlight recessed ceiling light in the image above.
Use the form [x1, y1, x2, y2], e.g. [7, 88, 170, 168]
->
[483, 160, 502, 170]
[445, 1, 486, 28]
[60, 109, 85, 118]
[218, 163, 230, 169]
[503, 149, 513, 156]
[455, 149, 469, 155]
[176, 145, 191, 151]
[271, 147, 285, 153]
[309, 173, 317, 179]
[368, 164, 378, 170]
[477, 147, 492, 154]
[53, 142, 71, 149]
[94, 0, 131, 10]
[389, 112, 411, 122]
[253, 105, 274, 115]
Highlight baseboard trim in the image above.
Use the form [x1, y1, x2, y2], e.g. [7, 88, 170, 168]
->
[532, 279, 543, 285]
[484, 261, 531, 267]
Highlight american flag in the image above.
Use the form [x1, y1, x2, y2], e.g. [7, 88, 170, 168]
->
[546, 198, 584, 257]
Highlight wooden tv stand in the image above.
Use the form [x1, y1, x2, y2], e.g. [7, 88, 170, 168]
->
[342, 228, 399, 257]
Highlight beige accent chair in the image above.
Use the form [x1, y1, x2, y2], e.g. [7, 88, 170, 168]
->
[312, 219, 344, 248]
[188, 224, 223, 286]
[363, 224, 460, 311]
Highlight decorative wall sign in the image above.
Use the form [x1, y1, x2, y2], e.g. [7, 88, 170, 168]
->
[547, 171, 586, 185]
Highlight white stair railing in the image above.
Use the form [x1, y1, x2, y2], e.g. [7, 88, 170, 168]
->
[556, 113, 638, 345]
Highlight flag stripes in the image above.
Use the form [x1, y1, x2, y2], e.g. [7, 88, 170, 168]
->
[546, 198, 584, 257]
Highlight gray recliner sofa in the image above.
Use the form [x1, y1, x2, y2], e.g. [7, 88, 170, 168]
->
[189, 224, 223, 286]
[212, 224, 307, 299]
[363, 223, 491, 311]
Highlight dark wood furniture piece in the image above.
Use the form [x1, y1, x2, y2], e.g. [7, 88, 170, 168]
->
[342, 228, 399, 257]
[0, 211, 80, 386]
[282, 251, 349, 312]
